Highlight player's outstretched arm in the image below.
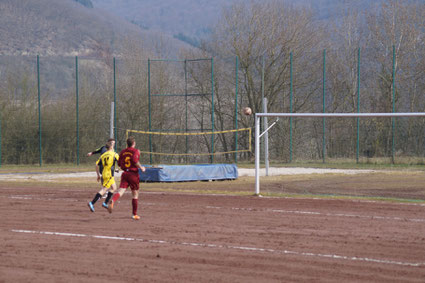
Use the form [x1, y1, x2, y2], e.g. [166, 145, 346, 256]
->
[135, 149, 145, 172]
[89, 146, 103, 156]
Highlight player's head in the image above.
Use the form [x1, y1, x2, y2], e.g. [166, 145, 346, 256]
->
[127, 136, 136, 147]
[107, 138, 115, 146]
[105, 141, 113, 150]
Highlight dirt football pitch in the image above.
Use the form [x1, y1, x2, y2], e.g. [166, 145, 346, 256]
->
[1, 170, 425, 282]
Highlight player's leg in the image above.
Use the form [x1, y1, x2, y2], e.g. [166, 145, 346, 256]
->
[101, 176, 107, 199]
[109, 180, 118, 194]
[102, 178, 115, 209]
[108, 173, 128, 214]
[103, 184, 116, 209]
[130, 173, 140, 220]
[131, 189, 140, 220]
[88, 186, 107, 212]
[108, 188, 126, 214]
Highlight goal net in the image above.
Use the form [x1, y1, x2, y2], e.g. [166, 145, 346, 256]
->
[126, 127, 251, 164]
[255, 112, 425, 195]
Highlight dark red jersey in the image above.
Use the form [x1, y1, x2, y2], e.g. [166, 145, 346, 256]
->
[118, 147, 140, 173]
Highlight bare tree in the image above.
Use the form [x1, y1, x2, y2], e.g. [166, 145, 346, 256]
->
[325, 6, 365, 158]
[364, 0, 425, 158]
[192, 1, 327, 161]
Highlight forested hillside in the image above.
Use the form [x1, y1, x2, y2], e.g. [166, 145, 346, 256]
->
[0, 0, 190, 56]
[1, 0, 425, 165]
[91, 0, 386, 45]
[92, 0, 229, 38]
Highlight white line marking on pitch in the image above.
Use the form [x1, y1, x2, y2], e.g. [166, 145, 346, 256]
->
[5, 194, 424, 223]
[205, 206, 425, 223]
[5, 196, 156, 206]
[4, 190, 425, 208]
[7, 196, 79, 202]
[11, 229, 425, 267]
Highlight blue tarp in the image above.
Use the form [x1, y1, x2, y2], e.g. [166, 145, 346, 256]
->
[139, 164, 238, 182]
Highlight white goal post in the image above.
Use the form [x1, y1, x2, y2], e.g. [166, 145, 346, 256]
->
[255, 112, 425, 195]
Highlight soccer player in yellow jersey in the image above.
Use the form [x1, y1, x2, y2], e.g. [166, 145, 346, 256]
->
[88, 141, 119, 212]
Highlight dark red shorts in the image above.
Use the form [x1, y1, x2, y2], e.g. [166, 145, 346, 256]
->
[119, 171, 139, 191]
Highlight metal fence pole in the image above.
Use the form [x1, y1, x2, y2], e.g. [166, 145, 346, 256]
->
[234, 56, 239, 163]
[75, 56, 80, 166]
[264, 98, 269, 176]
[110, 102, 114, 138]
[391, 45, 396, 164]
[37, 55, 42, 166]
[211, 58, 214, 163]
[289, 52, 293, 163]
[261, 55, 265, 162]
[322, 49, 326, 163]
[0, 113, 2, 167]
[255, 114, 260, 195]
[356, 48, 361, 163]
[113, 57, 117, 147]
[148, 59, 152, 164]
[184, 60, 188, 163]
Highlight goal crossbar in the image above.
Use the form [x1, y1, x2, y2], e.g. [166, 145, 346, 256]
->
[255, 112, 425, 195]
[256, 112, 425, 118]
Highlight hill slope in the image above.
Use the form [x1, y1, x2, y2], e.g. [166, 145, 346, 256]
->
[0, 0, 190, 56]
[92, 0, 229, 38]
[91, 0, 383, 41]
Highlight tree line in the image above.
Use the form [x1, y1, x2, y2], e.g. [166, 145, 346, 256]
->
[0, 0, 424, 165]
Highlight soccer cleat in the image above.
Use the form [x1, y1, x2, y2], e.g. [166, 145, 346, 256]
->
[88, 202, 95, 212]
[132, 215, 140, 220]
[108, 201, 114, 214]
[102, 202, 108, 209]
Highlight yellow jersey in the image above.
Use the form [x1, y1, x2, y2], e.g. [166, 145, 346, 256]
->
[96, 150, 119, 179]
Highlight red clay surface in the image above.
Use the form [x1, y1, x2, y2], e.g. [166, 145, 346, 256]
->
[1, 185, 425, 282]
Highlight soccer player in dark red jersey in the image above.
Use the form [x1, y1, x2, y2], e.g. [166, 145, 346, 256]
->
[108, 136, 146, 220]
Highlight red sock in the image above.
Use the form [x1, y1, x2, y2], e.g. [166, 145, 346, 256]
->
[132, 199, 138, 215]
[112, 193, 121, 203]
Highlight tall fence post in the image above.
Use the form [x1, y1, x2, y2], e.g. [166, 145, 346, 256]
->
[148, 59, 152, 164]
[264, 97, 269, 176]
[356, 47, 361, 163]
[37, 55, 42, 167]
[211, 58, 214, 163]
[261, 55, 265, 162]
[322, 49, 326, 163]
[255, 114, 260, 195]
[110, 102, 114, 138]
[75, 56, 80, 166]
[289, 52, 293, 163]
[0, 113, 2, 168]
[184, 60, 188, 163]
[113, 57, 117, 147]
[391, 45, 396, 164]
[234, 56, 239, 163]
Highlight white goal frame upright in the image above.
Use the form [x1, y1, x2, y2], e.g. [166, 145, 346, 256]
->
[255, 112, 425, 195]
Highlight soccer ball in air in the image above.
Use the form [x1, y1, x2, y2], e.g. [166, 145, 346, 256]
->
[243, 107, 252, 116]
